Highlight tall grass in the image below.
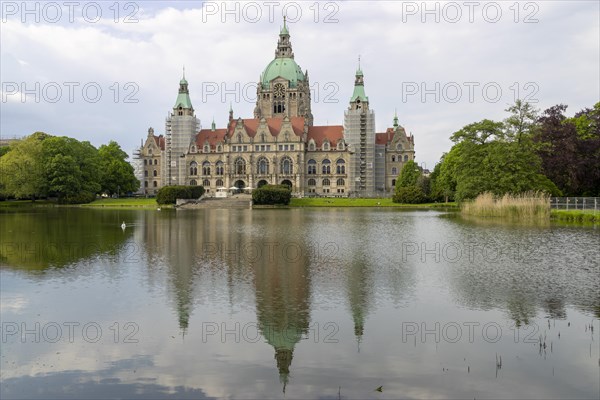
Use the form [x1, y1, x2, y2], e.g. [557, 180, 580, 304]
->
[461, 192, 550, 219]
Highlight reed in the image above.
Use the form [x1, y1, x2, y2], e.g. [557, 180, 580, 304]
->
[461, 192, 550, 219]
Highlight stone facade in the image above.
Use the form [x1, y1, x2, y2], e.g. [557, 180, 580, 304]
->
[136, 20, 415, 197]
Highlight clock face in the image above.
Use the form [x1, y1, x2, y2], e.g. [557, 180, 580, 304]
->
[273, 83, 285, 97]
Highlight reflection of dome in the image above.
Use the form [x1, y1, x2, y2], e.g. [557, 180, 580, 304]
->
[261, 58, 305, 88]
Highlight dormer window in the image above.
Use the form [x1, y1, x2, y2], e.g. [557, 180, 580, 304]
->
[308, 140, 316, 151]
[322, 141, 330, 151]
[203, 144, 210, 153]
[337, 141, 345, 150]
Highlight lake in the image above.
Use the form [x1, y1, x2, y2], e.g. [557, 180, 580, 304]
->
[1, 207, 598, 399]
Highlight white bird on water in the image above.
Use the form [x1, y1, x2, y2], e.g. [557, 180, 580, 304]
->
[121, 221, 126, 230]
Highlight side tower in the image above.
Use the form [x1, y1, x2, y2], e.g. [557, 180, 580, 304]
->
[254, 18, 313, 125]
[166, 71, 200, 185]
[344, 63, 376, 197]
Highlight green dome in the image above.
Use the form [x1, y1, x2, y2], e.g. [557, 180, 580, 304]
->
[261, 57, 305, 88]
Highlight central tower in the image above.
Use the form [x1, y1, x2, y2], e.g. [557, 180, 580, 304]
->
[254, 18, 313, 125]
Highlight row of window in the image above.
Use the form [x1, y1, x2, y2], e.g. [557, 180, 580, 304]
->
[191, 178, 347, 188]
[391, 154, 410, 162]
[144, 159, 159, 165]
[144, 181, 158, 187]
[188, 158, 347, 176]
[144, 170, 158, 177]
[307, 159, 345, 175]
[196, 141, 345, 153]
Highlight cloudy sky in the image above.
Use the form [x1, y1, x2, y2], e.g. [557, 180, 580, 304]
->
[1, 0, 598, 169]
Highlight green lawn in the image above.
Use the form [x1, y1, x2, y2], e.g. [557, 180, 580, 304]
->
[289, 197, 457, 208]
[80, 198, 162, 208]
[551, 209, 600, 223]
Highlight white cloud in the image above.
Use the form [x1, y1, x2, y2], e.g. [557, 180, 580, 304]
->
[1, 0, 598, 169]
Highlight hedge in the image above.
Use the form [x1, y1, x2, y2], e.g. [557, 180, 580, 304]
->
[156, 185, 205, 205]
[252, 184, 291, 205]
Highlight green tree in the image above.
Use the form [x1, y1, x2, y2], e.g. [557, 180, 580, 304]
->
[435, 102, 560, 202]
[0, 134, 47, 199]
[393, 160, 428, 203]
[42, 136, 101, 202]
[98, 141, 140, 195]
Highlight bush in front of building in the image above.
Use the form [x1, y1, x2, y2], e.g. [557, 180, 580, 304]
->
[393, 185, 426, 204]
[252, 184, 291, 205]
[156, 185, 205, 204]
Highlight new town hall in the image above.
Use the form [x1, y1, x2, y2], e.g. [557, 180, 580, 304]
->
[136, 20, 415, 197]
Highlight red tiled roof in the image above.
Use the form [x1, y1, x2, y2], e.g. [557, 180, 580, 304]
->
[375, 128, 395, 145]
[153, 135, 165, 150]
[307, 125, 344, 147]
[196, 129, 227, 147]
[228, 117, 305, 137]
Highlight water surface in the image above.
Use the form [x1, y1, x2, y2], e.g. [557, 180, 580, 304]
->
[1, 208, 598, 399]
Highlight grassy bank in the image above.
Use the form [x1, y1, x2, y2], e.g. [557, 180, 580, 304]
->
[290, 197, 457, 208]
[0, 200, 55, 208]
[81, 198, 161, 208]
[461, 192, 550, 219]
[551, 209, 600, 223]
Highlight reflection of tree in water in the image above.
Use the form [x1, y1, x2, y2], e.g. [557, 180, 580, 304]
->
[446, 218, 600, 322]
[0, 208, 135, 271]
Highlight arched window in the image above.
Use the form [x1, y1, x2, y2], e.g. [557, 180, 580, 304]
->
[190, 161, 198, 176]
[336, 178, 345, 186]
[257, 157, 269, 175]
[322, 140, 330, 151]
[202, 161, 211, 176]
[308, 140, 316, 151]
[392, 179, 396, 186]
[337, 141, 345, 150]
[404, 155, 409, 162]
[154, 159, 158, 165]
[308, 178, 316, 186]
[391, 167, 398, 175]
[234, 157, 246, 175]
[216, 179, 224, 187]
[144, 170, 148, 177]
[280, 156, 293, 175]
[153, 170, 158, 177]
[190, 179, 197, 186]
[144, 159, 147, 165]
[203, 179, 210, 187]
[307, 159, 316, 175]
[203, 144, 210, 153]
[216, 145, 222, 152]
[144, 181, 148, 187]
[322, 159, 331, 174]
[336, 159, 345, 174]
[216, 161, 224, 175]
[397, 143, 403, 151]
[153, 181, 157, 187]
[391, 155, 396, 162]
[322, 178, 331, 186]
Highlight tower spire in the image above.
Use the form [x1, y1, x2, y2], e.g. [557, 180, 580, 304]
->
[393, 109, 399, 128]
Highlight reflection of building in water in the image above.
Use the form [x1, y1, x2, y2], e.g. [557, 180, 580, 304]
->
[347, 255, 372, 349]
[250, 211, 311, 392]
[136, 208, 312, 391]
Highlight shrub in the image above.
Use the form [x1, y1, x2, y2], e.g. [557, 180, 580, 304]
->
[156, 185, 205, 205]
[58, 191, 96, 204]
[393, 185, 426, 204]
[252, 184, 291, 205]
[189, 186, 205, 199]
